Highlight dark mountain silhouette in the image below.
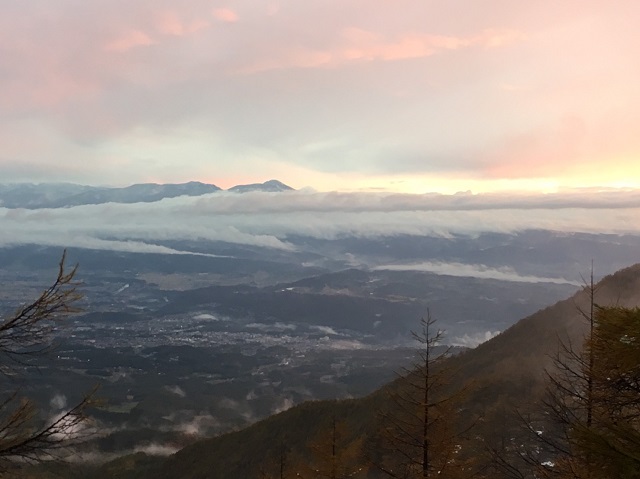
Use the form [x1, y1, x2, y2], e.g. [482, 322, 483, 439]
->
[0, 179, 294, 208]
[228, 179, 294, 193]
[53, 181, 222, 207]
[0, 182, 94, 208]
[0, 181, 222, 208]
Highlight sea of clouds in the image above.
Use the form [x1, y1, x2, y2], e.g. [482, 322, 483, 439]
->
[2, 189, 640, 256]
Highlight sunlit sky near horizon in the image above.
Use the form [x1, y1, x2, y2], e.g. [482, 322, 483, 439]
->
[1, 1, 639, 193]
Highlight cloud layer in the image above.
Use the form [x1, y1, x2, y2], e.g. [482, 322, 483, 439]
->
[2, 190, 640, 256]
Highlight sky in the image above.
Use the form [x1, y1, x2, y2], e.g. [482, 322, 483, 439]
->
[1, 1, 639, 193]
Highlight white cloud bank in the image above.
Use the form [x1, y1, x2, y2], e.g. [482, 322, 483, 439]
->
[1, 190, 640, 256]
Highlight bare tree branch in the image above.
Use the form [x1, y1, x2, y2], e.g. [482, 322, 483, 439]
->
[0, 251, 95, 472]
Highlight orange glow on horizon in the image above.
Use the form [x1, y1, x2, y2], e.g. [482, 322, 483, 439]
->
[190, 171, 640, 195]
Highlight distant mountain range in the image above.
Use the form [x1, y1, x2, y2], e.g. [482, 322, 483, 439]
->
[228, 179, 293, 193]
[0, 180, 294, 208]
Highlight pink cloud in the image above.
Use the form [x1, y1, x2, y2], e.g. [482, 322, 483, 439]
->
[340, 27, 523, 62]
[154, 11, 210, 36]
[342, 28, 461, 61]
[104, 29, 154, 52]
[236, 27, 524, 73]
[156, 11, 186, 35]
[480, 117, 590, 179]
[478, 28, 525, 48]
[212, 8, 239, 23]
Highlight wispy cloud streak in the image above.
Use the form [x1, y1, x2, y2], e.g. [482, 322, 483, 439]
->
[374, 261, 581, 285]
